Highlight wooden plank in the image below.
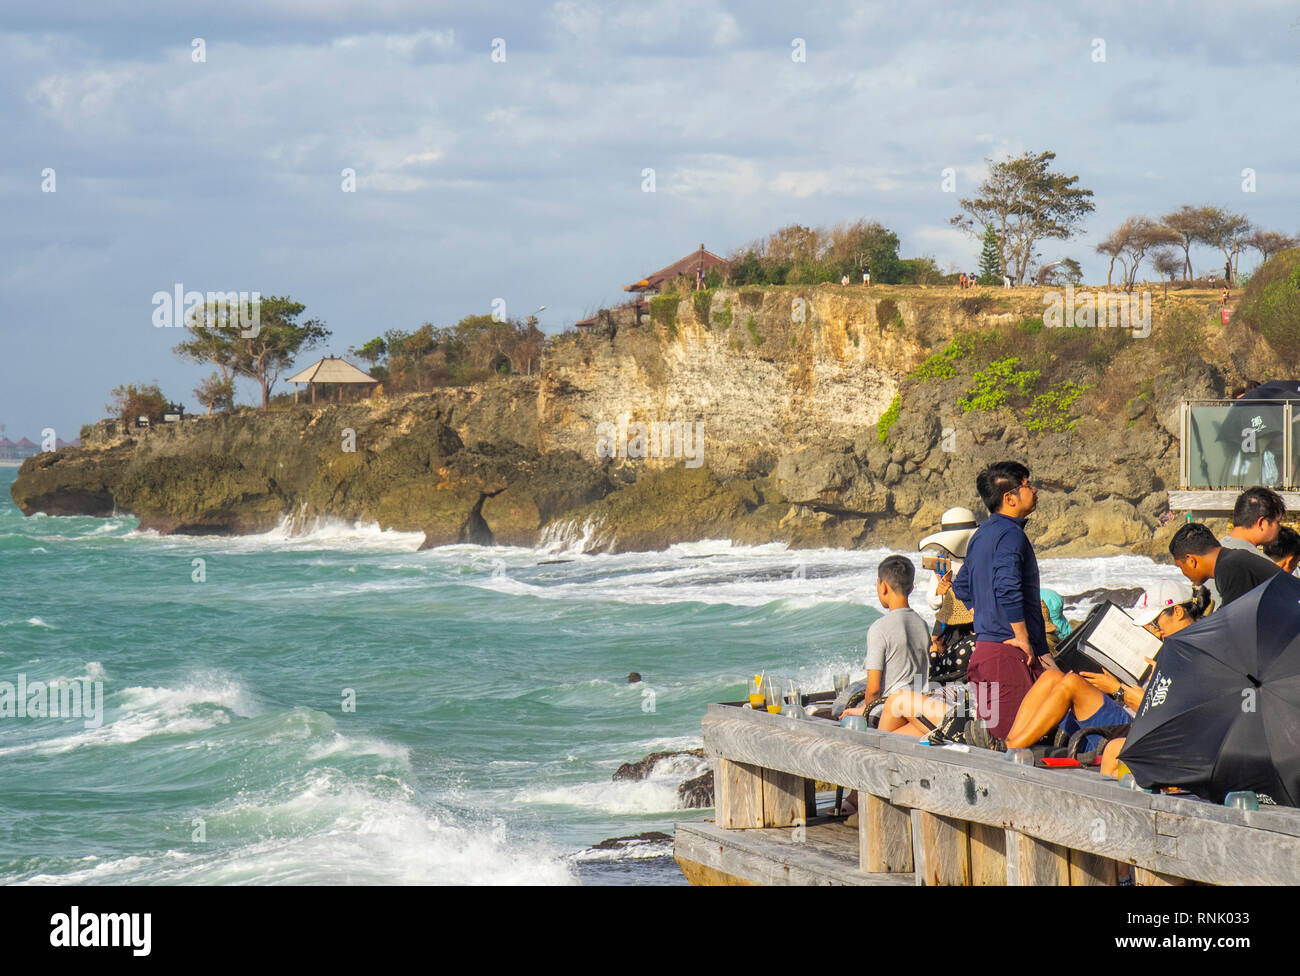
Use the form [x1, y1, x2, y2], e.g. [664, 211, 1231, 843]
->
[715, 758, 763, 829]
[1169, 490, 1300, 512]
[762, 768, 806, 828]
[703, 713, 893, 796]
[675, 858, 758, 886]
[968, 821, 1006, 885]
[1006, 829, 1070, 886]
[1069, 849, 1118, 886]
[673, 820, 913, 886]
[911, 810, 970, 886]
[702, 703, 1300, 885]
[1133, 866, 1189, 886]
[861, 794, 913, 873]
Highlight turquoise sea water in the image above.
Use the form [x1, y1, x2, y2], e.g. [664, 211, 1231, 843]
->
[0, 467, 1173, 885]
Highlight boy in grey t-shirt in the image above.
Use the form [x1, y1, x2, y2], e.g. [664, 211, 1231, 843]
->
[843, 555, 931, 716]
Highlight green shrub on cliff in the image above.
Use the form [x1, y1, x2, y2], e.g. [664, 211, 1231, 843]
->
[746, 316, 763, 346]
[1234, 248, 1300, 369]
[650, 296, 679, 336]
[106, 383, 170, 428]
[693, 289, 712, 324]
[877, 394, 901, 443]
[1024, 381, 1087, 433]
[959, 356, 1040, 413]
[713, 298, 733, 327]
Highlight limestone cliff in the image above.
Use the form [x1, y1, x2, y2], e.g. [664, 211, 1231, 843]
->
[11, 283, 1263, 557]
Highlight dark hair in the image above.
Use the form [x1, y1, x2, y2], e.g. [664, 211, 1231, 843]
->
[877, 555, 915, 596]
[1263, 525, 1300, 561]
[1232, 486, 1286, 528]
[1169, 522, 1218, 560]
[976, 460, 1031, 513]
[1174, 585, 1212, 622]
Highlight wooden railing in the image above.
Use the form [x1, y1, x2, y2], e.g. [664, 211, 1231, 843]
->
[700, 702, 1300, 885]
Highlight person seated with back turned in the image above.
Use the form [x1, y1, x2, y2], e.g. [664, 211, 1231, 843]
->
[1170, 521, 1284, 608]
[841, 555, 930, 721]
[1263, 525, 1300, 575]
[951, 460, 1053, 746]
[1220, 486, 1284, 552]
[997, 581, 1209, 754]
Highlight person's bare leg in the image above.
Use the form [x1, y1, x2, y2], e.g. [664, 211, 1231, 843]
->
[1101, 737, 1127, 778]
[876, 689, 916, 733]
[1005, 673, 1106, 750]
[1003, 670, 1066, 743]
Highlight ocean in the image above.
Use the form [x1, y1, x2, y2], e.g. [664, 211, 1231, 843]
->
[0, 467, 1178, 885]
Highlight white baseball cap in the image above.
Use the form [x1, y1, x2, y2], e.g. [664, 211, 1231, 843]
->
[1128, 579, 1194, 627]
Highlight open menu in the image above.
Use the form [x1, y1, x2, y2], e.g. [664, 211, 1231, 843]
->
[1052, 601, 1163, 686]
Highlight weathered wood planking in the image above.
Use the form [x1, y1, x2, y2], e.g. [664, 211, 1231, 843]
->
[702, 704, 1300, 885]
[1170, 490, 1300, 513]
[715, 758, 764, 829]
[674, 819, 913, 886]
[762, 768, 807, 828]
[862, 793, 913, 873]
[968, 821, 1007, 885]
[1006, 829, 1070, 886]
[911, 809, 971, 886]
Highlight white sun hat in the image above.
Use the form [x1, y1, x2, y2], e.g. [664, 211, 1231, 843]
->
[1128, 579, 1195, 627]
[918, 507, 979, 557]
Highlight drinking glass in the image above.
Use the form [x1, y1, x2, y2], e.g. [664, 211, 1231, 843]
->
[748, 675, 765, 709]
[833, 673, 850, 694]
[764, 677, 782, 713]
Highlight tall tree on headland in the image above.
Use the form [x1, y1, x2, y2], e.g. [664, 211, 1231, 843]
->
[174, 295, 329, 409]
[977, 225, 1002, 284]
[951, 150, 1095, 285]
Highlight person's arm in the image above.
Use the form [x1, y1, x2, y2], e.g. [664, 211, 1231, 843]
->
[864, 669, 883, 701]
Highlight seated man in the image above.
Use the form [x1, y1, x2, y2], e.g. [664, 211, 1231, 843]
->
[841, 555, 930, 719]
[1263, 525, 1300, 575]
[1170, 522, 1284, 608]
[993, 581, 1208, 754]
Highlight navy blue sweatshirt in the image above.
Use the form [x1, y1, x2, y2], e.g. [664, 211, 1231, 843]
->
[951, 512, 1048, 655]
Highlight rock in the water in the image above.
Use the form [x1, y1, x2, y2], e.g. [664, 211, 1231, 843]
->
[677, 770, 715, 809]
[612, 748, 705, 782]
[1062, 586, 1145, 609]
[589, 830, 672, 851]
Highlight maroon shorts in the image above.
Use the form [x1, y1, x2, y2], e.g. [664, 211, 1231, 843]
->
[966, 641, 1044, 740]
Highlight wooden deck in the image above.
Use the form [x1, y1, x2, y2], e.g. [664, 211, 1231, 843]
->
[1169, 490, 1300, 514]
[674, 703, 1300, 886]
[675, 818, 913, 886]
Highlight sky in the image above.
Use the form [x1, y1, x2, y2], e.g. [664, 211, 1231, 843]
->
[1, 0, 1298, 439]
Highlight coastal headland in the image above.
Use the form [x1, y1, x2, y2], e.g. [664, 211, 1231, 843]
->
[12, 279, 1282, 558]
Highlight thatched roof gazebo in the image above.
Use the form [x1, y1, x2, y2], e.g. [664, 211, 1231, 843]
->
[286, 355, 379, 404]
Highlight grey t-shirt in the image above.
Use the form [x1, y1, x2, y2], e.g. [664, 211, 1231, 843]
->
[865, 607, 930, 698]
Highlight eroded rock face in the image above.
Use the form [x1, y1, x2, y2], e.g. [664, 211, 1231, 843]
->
[12, 287, 1246, 562]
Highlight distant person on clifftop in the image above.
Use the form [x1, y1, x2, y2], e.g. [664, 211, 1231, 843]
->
[861, 264, 871, 288]
[959, 272, 967, 289]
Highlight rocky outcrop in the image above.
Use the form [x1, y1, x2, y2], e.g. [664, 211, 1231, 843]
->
[13, 285, 1261, 562]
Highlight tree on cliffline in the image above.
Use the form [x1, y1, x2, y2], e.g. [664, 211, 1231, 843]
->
[951, 150, 1095, 285]
[174, 295, 329, 409]
[977, 225, 1002, 284]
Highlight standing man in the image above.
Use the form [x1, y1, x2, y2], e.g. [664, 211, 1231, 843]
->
[952, 460, 1051, 747]
[862, 263, 871, 288]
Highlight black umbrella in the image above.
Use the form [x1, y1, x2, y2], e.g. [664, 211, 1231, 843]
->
[1119, 571, 1300, 805]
